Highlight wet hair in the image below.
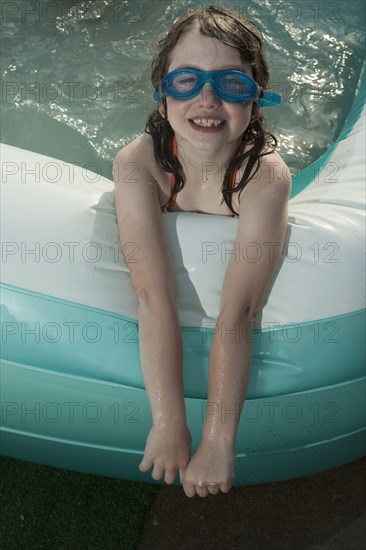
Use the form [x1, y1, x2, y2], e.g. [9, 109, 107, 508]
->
[145, 6, 278, 215]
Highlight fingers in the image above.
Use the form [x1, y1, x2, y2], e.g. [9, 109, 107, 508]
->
[139, 457, 165, 480]
[164, 469, 177, 484]
[182, 480, 196, 498]
[182, 480, 232, 497]
[141, 456, 233, 496]
[220, 481, 232, 493]
[151, 463, 166, 480]
[182, 479, 213, 498]
[207, 483, 220, 495]
[139, 457, 178, 484]
[138, 456, 153, 473]
[196, 483, 209, 498]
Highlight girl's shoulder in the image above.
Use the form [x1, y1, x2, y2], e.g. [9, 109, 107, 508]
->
[114, 133, 154, 168]
[258, 146, 291, 185]
[246, 144, 291, 200]
[260, 144, 288, 166]
[113, 134, 170, 207]
[235, 143, 291, 207]
[242, 142, 290, 181]
[114, 133, 165, 182]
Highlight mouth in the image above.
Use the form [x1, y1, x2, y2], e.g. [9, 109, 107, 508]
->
[188, 118, 226, 132]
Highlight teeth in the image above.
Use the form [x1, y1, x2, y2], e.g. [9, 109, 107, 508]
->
[192, 118, 224, 127]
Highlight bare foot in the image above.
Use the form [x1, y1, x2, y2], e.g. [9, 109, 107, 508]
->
[181, 438, 235, 497]
[139, 422, 192, 484]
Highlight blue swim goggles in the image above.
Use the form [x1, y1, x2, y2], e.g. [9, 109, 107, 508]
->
[153, 67, 281, 107]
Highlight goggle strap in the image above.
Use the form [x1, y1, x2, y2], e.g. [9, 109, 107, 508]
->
[257, 92, 282, 107]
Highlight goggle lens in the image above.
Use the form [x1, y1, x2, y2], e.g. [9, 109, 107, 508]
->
[220, 74, 251, 95]
[170, 72, 198, 93]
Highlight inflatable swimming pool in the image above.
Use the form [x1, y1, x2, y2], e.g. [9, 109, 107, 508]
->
[1, 62, 365, 485]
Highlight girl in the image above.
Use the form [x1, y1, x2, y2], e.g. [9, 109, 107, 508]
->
[113, 6, 291, 498]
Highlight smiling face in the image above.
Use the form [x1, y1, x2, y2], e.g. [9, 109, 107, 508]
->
[159, 25, 254, 153]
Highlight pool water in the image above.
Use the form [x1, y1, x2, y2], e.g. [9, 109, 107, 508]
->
[1, 0, 365, 179]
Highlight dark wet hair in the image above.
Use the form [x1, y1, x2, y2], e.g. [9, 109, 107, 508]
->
[145, 6, 278, 215]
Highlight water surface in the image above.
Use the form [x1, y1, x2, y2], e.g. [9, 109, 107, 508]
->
[1, 0, 365, 178]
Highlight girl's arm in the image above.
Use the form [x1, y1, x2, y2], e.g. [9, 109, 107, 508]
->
[113, 139, 190, 482]
[181, 151, 291, 498]
[202, 152, 292, 446]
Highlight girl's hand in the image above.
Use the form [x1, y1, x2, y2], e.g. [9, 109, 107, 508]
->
[139, 422, 192, 484]
[181, 439, 235, 497]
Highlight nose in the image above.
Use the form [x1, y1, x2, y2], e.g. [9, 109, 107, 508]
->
[198, 83, 221, 106]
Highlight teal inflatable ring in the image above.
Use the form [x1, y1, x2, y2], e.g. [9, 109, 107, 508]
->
[1, 63, 365, 485]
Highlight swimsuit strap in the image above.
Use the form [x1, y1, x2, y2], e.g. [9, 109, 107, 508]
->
[166, 134, 242, 211]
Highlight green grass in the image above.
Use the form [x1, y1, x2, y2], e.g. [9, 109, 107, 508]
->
[0, 455, 159, 550]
